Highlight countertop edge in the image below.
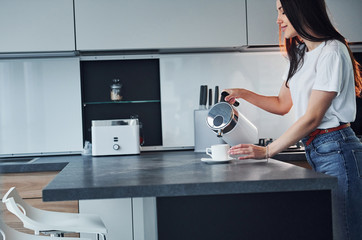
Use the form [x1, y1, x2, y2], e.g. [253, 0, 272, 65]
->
[43, 177, 337, 202]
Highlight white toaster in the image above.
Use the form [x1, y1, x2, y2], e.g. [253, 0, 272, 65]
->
[91, 119, 140, 156]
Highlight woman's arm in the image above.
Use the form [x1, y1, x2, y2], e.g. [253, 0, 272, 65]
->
[224, 82, 293, 115]
[229, 90, 337, 159]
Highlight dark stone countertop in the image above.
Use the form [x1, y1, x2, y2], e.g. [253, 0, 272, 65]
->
[0, 150, 306, 174]
[0, 155, 79, 173]
[35, 151, 336, 202]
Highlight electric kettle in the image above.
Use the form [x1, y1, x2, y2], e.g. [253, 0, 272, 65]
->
[206, 92, 258, 146]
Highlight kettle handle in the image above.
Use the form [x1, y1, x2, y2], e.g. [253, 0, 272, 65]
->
[220, 91, 240, 107]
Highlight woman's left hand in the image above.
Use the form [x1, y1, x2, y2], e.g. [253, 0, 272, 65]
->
[229, 144, 267, 160]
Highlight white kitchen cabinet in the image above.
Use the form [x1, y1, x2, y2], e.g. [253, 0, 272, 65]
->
[0, 0, 75, 53]
[132, 198, 157, 240]
[0, 58, 83, 156]
[74, 0, 247, 51]
[246, 0, 279, 45]
[79, 198, 157, 240]
[80, 198, 133, 240]
[326, 0, 362, 43]
[247, 0, 362, 46]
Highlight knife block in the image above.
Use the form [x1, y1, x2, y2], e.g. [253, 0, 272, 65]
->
[194, 109, 225, 152]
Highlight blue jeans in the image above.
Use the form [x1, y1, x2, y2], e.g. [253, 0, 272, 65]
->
[302, 127, 362, 240]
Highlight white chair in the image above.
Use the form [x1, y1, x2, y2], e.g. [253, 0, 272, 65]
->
[2, 187, 107, 240]
[0, 218, 91, 240]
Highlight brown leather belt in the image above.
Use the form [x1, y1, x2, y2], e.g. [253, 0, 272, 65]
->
[305, 123, 350, 146]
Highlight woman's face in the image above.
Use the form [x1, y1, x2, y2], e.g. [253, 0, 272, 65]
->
[276, 0, 298, 39]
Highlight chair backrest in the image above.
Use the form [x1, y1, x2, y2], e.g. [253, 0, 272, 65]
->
[0, 218, 91, 240]
[2, 187, 44, 232]
[2, 187, 107, 237]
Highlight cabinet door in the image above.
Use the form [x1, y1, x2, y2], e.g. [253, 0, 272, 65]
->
[133, 198, 157, 240]
[247, 0, 279, 45]
[0, 0, 75, 53]
[79, 199, 133, 240]
[0, 58, 83, 156]
[75, 0, 246, 51]
[326, 0, 362, 43]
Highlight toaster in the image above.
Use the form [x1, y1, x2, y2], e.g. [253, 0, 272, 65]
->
[91, 119, 140, 156]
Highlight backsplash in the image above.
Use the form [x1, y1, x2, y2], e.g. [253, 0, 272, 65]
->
[159, 51, 293, 148]
[0, 51, 295, 155]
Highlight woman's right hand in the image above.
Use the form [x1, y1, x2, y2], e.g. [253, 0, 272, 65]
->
[222, 88, 243, 105]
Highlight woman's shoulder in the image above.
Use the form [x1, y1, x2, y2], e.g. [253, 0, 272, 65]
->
[322, 40, 348, 55]
[316, 40, 351, 67]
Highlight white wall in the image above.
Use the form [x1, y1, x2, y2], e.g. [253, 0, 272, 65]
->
[160, 51, 295, 147]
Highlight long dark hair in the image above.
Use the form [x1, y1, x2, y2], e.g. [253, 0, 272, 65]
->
[280, 0, 362, 97]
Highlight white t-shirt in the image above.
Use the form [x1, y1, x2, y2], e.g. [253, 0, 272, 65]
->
[283, 40, 356, 129]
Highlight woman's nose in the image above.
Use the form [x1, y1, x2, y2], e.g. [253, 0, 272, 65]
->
[276, 16, 282, 25]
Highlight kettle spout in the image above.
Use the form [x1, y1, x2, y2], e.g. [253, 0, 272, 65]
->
[216, 129, 223, 138]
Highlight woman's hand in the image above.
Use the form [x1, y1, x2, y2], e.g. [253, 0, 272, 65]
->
[222, 88, 243, 105]
[229, 144, 267, 160]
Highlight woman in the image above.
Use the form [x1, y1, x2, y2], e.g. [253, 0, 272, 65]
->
[225, 0, 362, 239]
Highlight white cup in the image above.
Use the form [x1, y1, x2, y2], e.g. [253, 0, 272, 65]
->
[205, 144, 230, 160]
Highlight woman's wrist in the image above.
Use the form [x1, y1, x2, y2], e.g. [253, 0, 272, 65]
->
[237, 88, 246, 99]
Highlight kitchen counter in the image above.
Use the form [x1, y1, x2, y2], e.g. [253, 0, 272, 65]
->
[40, 150, 335, 201]
[2, 151, 337, 239]
[40, 151, 336, 239]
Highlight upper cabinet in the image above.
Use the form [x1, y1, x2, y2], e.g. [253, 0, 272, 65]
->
[74, 0, 247, 51]
[1, 1, 359, 53]
[246, 0, 279, 46]
[326, 0, 362, 43]
[247, 0, 362, 46]
[0, 58, 83, 156]
[0, 0, 75, 53]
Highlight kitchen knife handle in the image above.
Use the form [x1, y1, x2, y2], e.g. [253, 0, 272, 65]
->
[199, 86, 204, 106]
[220, 91, 240, 107]
[214, 86, 219, 104]
[208, 89, 212, 108]
[202, 85, 208, 107]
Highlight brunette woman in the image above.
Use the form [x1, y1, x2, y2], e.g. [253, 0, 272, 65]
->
[224, 0, 362, 239]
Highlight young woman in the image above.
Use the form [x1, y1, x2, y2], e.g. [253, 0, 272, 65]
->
[224, 0, 362, 239]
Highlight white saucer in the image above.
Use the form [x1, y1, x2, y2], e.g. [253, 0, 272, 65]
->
[201, 157, 233, 164]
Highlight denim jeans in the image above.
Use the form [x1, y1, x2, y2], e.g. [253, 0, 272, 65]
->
[302, 127, 362, 240]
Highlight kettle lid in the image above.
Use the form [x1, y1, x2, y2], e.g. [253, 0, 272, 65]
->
[206, 102, 233, 130]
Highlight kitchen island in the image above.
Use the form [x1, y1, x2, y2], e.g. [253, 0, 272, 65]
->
[40, 151, 336, 240]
